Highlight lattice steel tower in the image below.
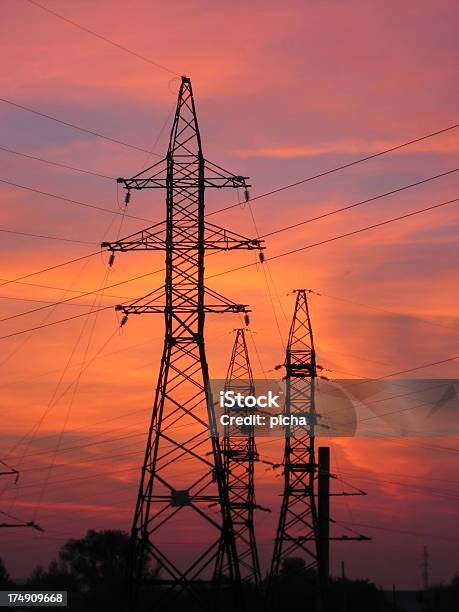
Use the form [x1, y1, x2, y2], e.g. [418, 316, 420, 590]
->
[215, 329, 262, 588]
[102, 77, 263, 608]
[270, 289, 319, 577]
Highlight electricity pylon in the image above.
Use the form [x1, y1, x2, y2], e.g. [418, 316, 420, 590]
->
[422, 546, 430, 591]
[269, 291, 369, 595]
[102, 76, 263, 608]
[270, 289, 320, 577]
[215, 329, 262, 589]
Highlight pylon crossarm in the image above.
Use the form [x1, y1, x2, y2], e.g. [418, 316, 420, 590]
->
[116, 303, 248, 315]
[203, 159, 250, 189]
[116, 158, 249, 191]
[117, 157, 168, 190]
[0, 521, 43, 531]
[101, 220, 166, 251]
[102, 220, 262, 252]
[204, 221, 263, 250]
[115, 284, 249, 316]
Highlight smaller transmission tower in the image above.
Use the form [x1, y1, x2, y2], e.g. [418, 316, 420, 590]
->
[270, 291, 368, 593]
[270, 290, 319, 577]
[215, 329, 262, 589]
[421, 546, 430, 591]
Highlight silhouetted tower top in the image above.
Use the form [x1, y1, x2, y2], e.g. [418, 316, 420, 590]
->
[286, 289, 317, 379]
[225, 328, 255, 392]
[168, 76, 202, 156]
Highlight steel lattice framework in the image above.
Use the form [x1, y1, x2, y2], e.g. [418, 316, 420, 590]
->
[215, 329, 262, 589]
[270, 290, 319, 577]
[102, 76, 263, 608]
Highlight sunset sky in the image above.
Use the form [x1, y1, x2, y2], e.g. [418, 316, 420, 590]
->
[0, 0, 458, 589]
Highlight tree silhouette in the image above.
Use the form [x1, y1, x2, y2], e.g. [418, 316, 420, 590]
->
[28, 530, 146, 610]
[0, 557, 13, 588]
[59, 529, 127, 593]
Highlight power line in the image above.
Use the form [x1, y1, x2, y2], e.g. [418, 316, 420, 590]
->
[0, 118, 456, 344]
[3, 328, 240, 464]
[336, 520, 458, 543]
[0, 165, 454, 254]
[4, 392, 459, 506]
[4, 375, 450, 469]
[0, 166, 442, 249]
[5, 438, 459, 505]
[209, 195, 459, 279]
[306, 288, 459, 335]
[326, 356, 458, 391]
[1, 93, 456, 214]
[0, 144, 113, 180]
[3, 449, 230, 500]
[30, 271, 113, 522]
[0, 251, 101, 290]
[0, 97, 160, 156]
[353, 355, 459, 381]
[239, 168, 458, 368]
[0, 226, 97, 245]
[0, 305, 112, 340]
[0, 276, 132, 300]
[0, 294, 99, 307]
[3, 172, 455, 320]
[1, 196, 457, 339]
[13, 442, 459, 505]
[0, 116, 455, 252]
[4, 404, 149, 457]
[25, 0, 181, 77]
[207, 123, 459, 216]
[0, 266, 163, 321]
[0, 177, 154, 222]
[12, 430, 144, 465]
[260, 168, 459, 238]
[338, 468, 459, 491]
[336, 473, 459, 501]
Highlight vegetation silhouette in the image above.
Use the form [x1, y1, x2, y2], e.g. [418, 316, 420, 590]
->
[0, 532, 457, 611]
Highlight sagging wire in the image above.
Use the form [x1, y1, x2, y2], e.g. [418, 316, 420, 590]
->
[31, 266, 113, 523]
[241, 188, 286, 351]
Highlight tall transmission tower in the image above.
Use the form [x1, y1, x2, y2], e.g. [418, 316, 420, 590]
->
[215, 329, 262, 589]
[102, 76, 263, 608]
[270, 289, 320, 577]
